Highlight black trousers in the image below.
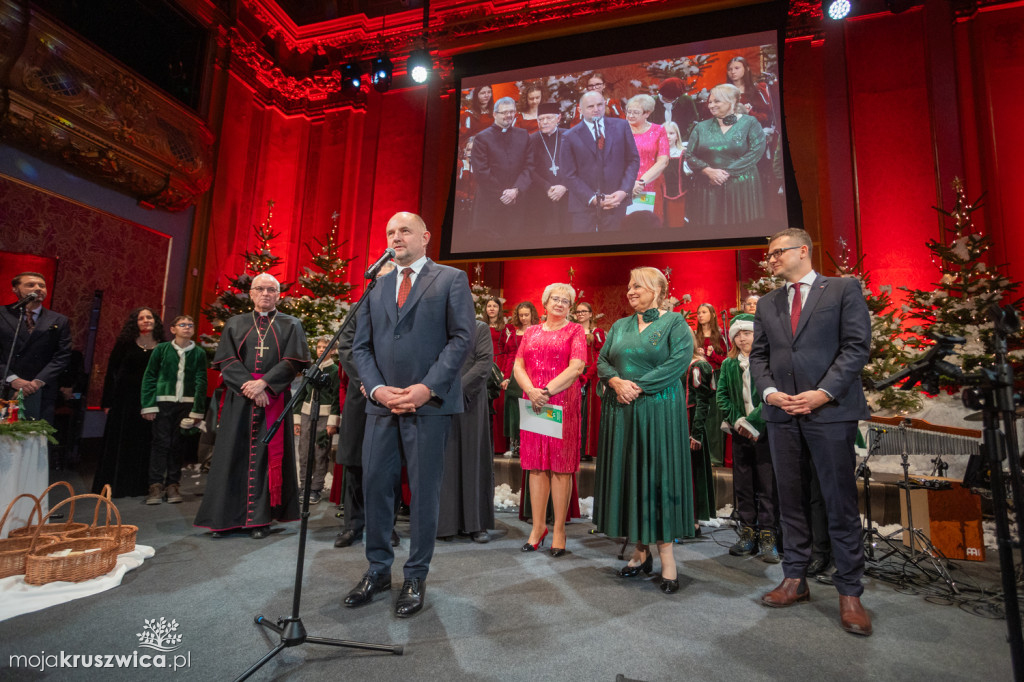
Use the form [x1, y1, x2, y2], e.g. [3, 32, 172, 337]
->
[731, 430, 777, 529]
[768, 419, 865, 597]
[149, 402, 191, 486]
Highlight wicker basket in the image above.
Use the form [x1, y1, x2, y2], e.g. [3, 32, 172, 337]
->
[0, 493, 60, 579]
[8, 481, 88, 539]
[66, 485, 137, 554]
[24, 494, 121, 585]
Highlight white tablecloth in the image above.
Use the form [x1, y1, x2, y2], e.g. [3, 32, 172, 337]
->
[0, 434, 49, 537]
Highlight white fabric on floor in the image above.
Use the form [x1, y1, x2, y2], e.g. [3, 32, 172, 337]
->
[0, 544, 154, 622]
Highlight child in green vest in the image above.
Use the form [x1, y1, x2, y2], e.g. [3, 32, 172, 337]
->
[141, 315, 208, 504]
[717, 313, 779, 562]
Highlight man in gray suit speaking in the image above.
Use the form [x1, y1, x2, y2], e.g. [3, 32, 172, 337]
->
[345, 211, 475, 618]
[749, 227, 873, 637]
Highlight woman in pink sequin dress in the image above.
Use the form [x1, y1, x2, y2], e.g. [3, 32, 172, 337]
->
[626, 94, 670, 223]
[513, 283, 586, 557]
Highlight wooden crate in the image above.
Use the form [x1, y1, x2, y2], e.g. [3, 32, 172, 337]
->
[899, 477, 985, 561]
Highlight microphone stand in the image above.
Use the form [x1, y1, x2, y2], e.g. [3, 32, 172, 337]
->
[234, 273, 401, 682]
[0, 298, 33, 400]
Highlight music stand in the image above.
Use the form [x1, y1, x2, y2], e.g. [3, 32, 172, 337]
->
[863, 421, 959, 595]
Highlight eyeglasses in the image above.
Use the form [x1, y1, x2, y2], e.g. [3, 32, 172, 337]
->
[574, 309, 591, 315]
[586, 82, 604, 90]
[174, 323, 194, 328]
[251, 286, 279, 294]
[625, 109, 644, 116]
[549, 296, 572, 306]
[765, 246, 802, 261]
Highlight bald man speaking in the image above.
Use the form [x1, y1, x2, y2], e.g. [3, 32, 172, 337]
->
[345, 212, 475, 618]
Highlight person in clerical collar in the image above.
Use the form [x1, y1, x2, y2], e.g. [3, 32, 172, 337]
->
[526, 101, 572, 235]
[194, 272, 311, 539]
[468, 95, 532, 243]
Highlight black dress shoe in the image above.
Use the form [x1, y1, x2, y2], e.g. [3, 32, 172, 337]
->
[250, 526, 269, 539]
[395, 578, 425, 618]
[617, 551, 653, 578]
[660, 578, 680, 594]
[807, 554, 833, 575]
[334, 529, 359, 548]
[550, 547, 566, 557]
[344, 571, 392, 607]
[470, 530, 489, 544]
[391, 530, 401, 547]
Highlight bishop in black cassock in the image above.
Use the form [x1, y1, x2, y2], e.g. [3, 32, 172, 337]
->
[525, 102, 573, 236]
[194, 274, 310, 537]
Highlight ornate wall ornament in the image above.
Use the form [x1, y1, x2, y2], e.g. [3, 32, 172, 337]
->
[0, 6, 214, 211]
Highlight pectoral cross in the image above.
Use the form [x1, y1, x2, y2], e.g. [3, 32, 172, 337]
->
[550, 162, 559, 176]
[255, 339, 268, 358]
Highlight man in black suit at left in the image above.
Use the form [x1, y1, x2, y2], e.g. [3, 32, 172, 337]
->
[470, 96, 531, 240]
[0, 272, 72, 426]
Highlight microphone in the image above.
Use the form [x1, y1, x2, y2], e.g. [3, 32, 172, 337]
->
[364, 248, 397, 279]
[12, 291, 38, 309]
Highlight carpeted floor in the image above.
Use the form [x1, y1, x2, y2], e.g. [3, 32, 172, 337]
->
[0, 463, 1016, 681]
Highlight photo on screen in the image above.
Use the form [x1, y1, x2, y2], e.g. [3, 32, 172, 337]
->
[446, 30, 789, 259]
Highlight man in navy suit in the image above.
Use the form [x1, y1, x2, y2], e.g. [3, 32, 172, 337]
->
[563, 90, 640, 233]
[749, 228, 873, 636]
[345, 211, 475, 618]
[0, 272, 71, 426]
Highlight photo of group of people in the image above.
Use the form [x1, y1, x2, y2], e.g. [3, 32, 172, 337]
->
[448, 31, 788, 257]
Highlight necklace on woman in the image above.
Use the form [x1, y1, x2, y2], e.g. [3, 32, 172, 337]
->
[539, 131, 560, 176]
[252, 311, 273, 358]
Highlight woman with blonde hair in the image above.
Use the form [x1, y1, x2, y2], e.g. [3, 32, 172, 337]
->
[686, 83, 767, 227]
[594, 267, 694, 593]
[514, 283, 586, 557]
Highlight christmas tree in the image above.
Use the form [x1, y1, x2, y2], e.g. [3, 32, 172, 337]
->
[900, 178, 1024, 386]
[469, 263, 504, 321]
[826, 238, 921, 413]
[200, 201, 293, 350]
[289, 211, 355, 354]
[746, 254, 785, 297]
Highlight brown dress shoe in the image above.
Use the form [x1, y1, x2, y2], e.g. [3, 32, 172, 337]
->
[761, 578, 810, 608]
[839, 595, 872, 636]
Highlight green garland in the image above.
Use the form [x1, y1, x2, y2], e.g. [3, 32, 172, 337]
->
[0, 419, 58, 444]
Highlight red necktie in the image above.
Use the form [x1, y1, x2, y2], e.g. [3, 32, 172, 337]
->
[790, 282, 802, 335]
[397, 268, 413, 308]
[23, 308, 35, 333]
[595, 120, 605, 151]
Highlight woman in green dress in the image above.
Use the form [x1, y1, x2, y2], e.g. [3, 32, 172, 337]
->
[594, 267, 694, 594]
[686, 83, 767, 227]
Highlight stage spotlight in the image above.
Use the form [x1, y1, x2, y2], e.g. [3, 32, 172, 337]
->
[341, 62, 361, 93]
[371, 55, 393, 92]
[826, 0, 852, 19]
[407, 48, 432, 84]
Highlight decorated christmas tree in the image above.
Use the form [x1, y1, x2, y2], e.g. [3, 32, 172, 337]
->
[746, 254, 785, 297]
[826, 238, 921, 413]
[469, 263, 504, 322]
[200, 200, 293, 350]
[289, 211, 355, 354]
[899, 178, 1024, 386]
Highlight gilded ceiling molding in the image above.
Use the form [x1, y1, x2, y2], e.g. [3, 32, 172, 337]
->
[0, 4, 214, 211]
[215, 26, 368, 114]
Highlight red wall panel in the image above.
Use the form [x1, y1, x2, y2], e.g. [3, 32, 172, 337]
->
[846, 10, 938, 304]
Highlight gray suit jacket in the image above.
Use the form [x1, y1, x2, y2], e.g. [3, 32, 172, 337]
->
[352, 259, 475, 417]
[749, 274, 871, 424]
